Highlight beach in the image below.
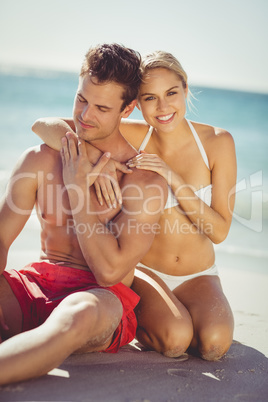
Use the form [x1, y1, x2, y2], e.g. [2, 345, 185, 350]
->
[0, 70, 268, 401]
[1, 223, 268, 401]
[1, 171, 268, 402]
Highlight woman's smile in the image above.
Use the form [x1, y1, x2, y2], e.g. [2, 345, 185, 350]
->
[156, 113, 175, 123]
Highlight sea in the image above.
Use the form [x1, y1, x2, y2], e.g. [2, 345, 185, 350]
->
[0, 68, 267, 274]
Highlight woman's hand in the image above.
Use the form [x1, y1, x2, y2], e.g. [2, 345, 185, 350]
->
[94, 160, 132, 209]
[127, 152, 172, 183]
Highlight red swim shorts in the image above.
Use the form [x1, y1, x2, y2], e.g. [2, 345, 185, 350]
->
[3, 261, 140, 353]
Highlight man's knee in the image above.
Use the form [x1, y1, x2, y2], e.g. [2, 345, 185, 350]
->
[50, 290, 123, 350]
[49, 293, 96, 338]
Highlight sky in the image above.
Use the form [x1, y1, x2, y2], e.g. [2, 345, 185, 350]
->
[0, 0, 267, 93]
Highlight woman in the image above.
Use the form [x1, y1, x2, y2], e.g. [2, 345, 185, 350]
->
[32, 51, 236, 360]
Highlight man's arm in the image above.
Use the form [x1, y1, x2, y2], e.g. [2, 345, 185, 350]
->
[0, 148, 38, 335]
[61, 135, 167, 286]
[0, 148, 39, 273]
[73, 176, 165, 286]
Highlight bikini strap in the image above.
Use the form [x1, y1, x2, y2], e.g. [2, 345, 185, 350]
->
[186, 119, 210, 170]
[138, 126, 153, 152]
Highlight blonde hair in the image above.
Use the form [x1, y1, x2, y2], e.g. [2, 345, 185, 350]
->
[141, 51, 194, 106]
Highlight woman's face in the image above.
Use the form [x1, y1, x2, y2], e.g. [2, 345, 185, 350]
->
[138, 67, 188, 132]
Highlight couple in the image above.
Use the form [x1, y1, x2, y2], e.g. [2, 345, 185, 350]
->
[0, 43, 236, 384]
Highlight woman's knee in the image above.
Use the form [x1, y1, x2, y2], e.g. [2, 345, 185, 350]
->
[197, 323, 234, 361]
[137, 318, 193, 358]
[162, 320, 193, 357]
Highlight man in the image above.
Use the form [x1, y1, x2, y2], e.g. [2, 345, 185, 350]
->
[0, 44, 167, 384]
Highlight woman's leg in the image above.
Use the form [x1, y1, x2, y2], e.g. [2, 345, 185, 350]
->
[132, 268, 193, 357]
[174, 275, 234, 361]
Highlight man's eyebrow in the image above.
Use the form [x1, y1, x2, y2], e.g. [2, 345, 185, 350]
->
[95, 104, 112, 110]
[140, 86, 180, 97]
[77, 92, 112, 110]
[77, 92, 87, 101]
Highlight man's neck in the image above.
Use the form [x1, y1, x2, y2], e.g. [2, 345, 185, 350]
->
[86, 132, 137, 164]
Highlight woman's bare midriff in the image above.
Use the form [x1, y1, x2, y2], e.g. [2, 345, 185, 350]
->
[140, 208, 215, 276]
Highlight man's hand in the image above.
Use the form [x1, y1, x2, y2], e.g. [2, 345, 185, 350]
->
[60, 132, 111, 188]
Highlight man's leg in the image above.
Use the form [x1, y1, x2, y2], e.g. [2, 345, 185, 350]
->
[0, 275, 23, 340]
[0, 289, 122, 385]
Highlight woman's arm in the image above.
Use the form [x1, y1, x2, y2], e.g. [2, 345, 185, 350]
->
[32, 117, 75, 151]
[32, 117, 148, 151]
[127, 130, 237, 244]
[32, 117, 136, 208]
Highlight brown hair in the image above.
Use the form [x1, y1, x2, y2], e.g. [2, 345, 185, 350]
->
[80, 43, 142, 111]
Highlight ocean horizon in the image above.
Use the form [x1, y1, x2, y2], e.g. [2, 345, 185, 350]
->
[0, 67, 267, 274]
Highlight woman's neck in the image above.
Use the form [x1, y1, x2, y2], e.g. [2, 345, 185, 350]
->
[152, 118, 189, 156]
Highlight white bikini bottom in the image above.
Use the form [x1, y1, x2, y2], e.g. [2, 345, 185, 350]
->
[136, 263, 219, 291]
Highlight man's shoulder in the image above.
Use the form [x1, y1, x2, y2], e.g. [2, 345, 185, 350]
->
[13, 144, 60, 173]
[135, 167, 166, 186]
[124, 167, 166, 187]
[121, 168, 168, 212]
[23, 143, 59, 160]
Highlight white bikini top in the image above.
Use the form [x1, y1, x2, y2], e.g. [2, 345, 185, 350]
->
[138, 119, 212, 209]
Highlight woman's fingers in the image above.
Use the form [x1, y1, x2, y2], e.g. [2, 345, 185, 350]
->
[127, 154, 159, 167]
[94, 158, 127, 208]
[103, 181, 113, 208]
[92, 152, 111, 175]
[128, 159, 163, 170]
[87, 152, 111, 187]
[96, 173, 120, 208]
[94, 181, 104, 206]
[126, 153, 171, 181]
[114, 160, 133, 174]
[110, 175, 122, 206]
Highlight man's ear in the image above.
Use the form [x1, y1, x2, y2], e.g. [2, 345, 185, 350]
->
[136, 101, 141, 111]
[121, 99, 137, 118]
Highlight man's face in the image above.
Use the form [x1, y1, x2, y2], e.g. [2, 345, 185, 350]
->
[73, 75, 126, 144]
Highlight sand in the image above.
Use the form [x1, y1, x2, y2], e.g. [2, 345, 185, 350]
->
[0, 217, 267, 401]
